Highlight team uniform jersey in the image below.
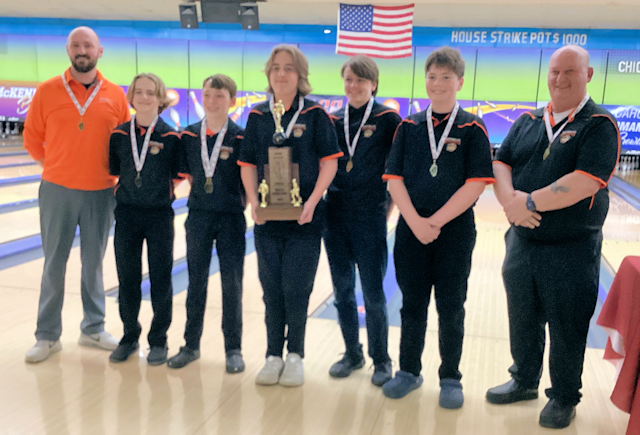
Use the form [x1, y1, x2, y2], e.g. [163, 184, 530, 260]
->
[384, 108, 495, 215]
[495, 99, 621, 242]
[328, 101, 401, 212]
[238, 95, 342, 234]
[109, 117, 182, 209]
[181, 119, 245, 213]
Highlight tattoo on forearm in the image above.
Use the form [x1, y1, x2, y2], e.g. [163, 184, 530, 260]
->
[550, 182, 570, 194]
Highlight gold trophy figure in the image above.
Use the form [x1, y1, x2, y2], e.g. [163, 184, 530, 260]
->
[259, 179, 269, 208]
[291, 179, 302, 207]
[272, 101, 287, 145]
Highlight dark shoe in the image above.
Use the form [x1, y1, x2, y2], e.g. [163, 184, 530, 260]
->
[147, 345, 168, 366]
[486, 379, 538, 404]
[167, 346, 201, 369]
[371, 362, 392, 386]
[539, 399, 576, 429]
[226, 350, 245, 374]
[382, 370, 423, 399]
[109, 342, 139, 363]
[329, 353, 365, 378]
[440, 378, 464, 409]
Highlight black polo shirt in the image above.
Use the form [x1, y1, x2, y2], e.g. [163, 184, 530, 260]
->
[109, 117, 182, 209]
[238, 95, 342, 235]
[181, 118, 245, 213]
[328, 101, 401, 212]
[495, 99, 620, 242]
[384, 108, 495, 216]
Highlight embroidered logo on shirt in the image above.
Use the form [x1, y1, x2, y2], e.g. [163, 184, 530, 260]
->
[149, 141, 163, 155]
[219, 146, 233, 160]
[445, 137, 461, 152]
[560, 131, 576, 144]
[293, 124, 306, 138]
[362, 125, 376, 138]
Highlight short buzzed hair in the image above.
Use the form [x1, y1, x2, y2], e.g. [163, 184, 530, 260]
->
[202, 74, 237, 99]
[425, 47, 465, 78]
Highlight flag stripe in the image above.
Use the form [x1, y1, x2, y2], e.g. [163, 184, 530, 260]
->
[338, 35, 413, 44]
[372, 20, 413, 27]
[373, 4, 415, 11]
[373, 11, 414, 19]
[338, 41, 412, 49]
[337, 48, 413, 58]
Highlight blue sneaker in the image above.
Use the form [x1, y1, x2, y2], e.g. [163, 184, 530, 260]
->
[439, 378, 464, 409]
[382, 370, 423, 399]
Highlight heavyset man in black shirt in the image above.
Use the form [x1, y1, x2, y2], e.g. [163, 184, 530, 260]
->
[487, 45, 620, 429]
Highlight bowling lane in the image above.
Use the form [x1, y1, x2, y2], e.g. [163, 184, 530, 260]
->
[0, 155, 36, 167]
[0, 180, 192, 245]
[602, 191, 640, 271]
[0, 164, 41, 179]
[0, 182, 40, 202]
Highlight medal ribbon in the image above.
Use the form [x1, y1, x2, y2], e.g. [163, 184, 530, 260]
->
[543, 93, 590, 145]
[60, 73, 103, 118]
[200, 117, 229, 179]
[344, 97, 375, 160]
[130, 114, 159, 173]
[426, 102, 460, 164]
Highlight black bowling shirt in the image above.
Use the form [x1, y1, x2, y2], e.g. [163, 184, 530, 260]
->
[328, 101, 401, 212]
[384, 108, 495, 216]
[109, 117, 182, 209]
[238, 96, 342, 234]
[495, 98, 620, 242]
[181, 118, 245, 213]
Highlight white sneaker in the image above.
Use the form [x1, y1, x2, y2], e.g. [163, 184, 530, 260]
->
[279, 353, 304, 387]
[78, 331, 119, 351]
[25, 340, 62, 363]
[255, 356, 285, 385]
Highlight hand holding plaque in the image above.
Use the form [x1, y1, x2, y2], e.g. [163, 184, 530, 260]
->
[255, 99, 304, 221]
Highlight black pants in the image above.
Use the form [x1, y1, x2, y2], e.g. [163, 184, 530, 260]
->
[254, 228, 321, 358]
[114, 205, 175, 347]
[323, 205, 390, 364]
[503, 228, 602, 406]
[183, 210, 246, 352]
[394, 211, 476, 380]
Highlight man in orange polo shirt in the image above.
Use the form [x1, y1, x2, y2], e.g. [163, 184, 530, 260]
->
[23, 26, 130, 363]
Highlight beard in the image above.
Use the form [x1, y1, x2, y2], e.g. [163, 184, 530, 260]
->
[71, 55, 98, 73]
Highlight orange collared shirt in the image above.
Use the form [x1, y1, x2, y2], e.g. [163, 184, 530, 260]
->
[24, 68, 130, 191]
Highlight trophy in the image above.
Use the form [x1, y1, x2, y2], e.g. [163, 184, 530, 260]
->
[255, 100, 304, 221]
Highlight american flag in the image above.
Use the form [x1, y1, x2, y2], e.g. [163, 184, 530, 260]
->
[336, 3, 414, 59]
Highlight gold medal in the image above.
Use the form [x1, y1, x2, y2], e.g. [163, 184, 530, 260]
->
[135, 172, 142, 188]
[346, 158, 353, 172]
[220, 151, 229, 160]
[543, 145, 551, 160]
[204, 177, 213, 194]
[79, 120, 84, 131]
[429, 161, 438, 177]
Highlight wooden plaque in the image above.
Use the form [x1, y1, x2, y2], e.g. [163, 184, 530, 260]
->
[256, 147, 303, 221]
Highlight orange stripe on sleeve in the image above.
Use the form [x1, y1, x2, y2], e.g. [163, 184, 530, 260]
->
[320, 152, 344, 162]
[382, 174, 403, 181]
[493, 160, 512, 170]
[574, 170, 607, 189]
[236, 135, 244, 139]
[589, 195, 595, 210]
[181, 131, 198, 137]
[249, 109, 263, 115]
[237, 161, 256, 168]
[458, 120, 489, 140]
[113, 129, 128, 136]
[466, 177, 496, 185]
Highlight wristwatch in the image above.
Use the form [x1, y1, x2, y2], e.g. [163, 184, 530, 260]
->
[526, 193, 537, 212]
